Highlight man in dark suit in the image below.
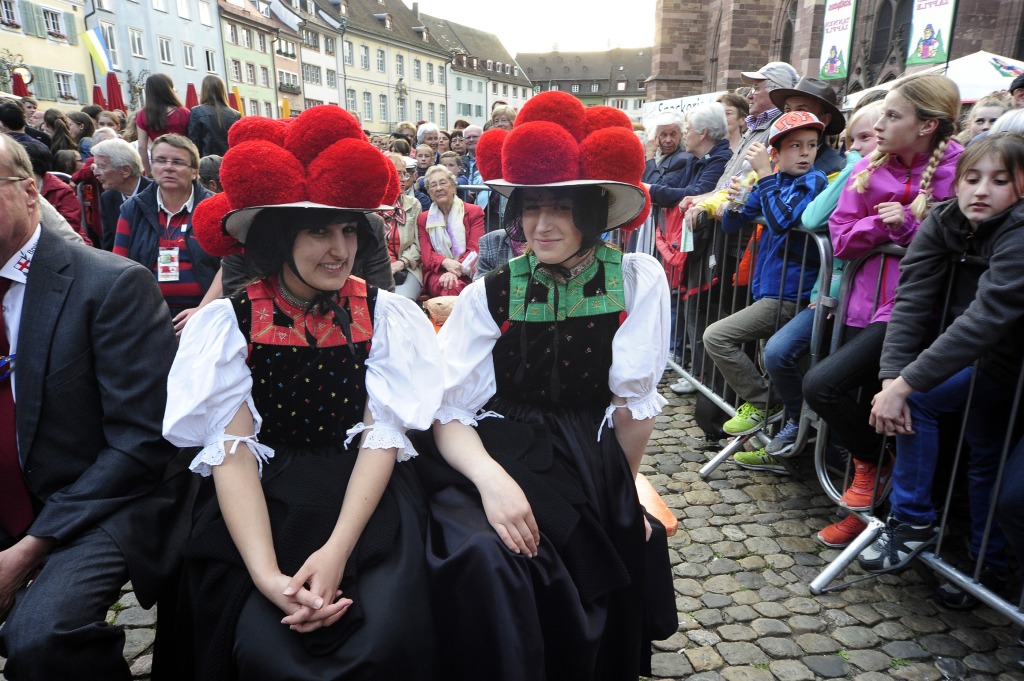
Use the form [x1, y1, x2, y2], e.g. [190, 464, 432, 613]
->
[0, 134, 190, 679]
[91, 138, 151, 251]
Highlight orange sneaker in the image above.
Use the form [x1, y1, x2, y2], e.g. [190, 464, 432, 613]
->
[817, 515, 868, 548]
[839, 458, 894, 511]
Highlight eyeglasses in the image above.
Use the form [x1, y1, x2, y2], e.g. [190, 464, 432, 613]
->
[0, 176, 28, 183]
[397, 171, 411, 178]
[152, 157, 193, 168]
[427, 180, 451, 190]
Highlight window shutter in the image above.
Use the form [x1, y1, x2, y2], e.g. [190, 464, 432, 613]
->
[74, 73, 86, 102]
[30, 3, 45, 37]
[18, 1, 40, 37]
[64, 12, 78, 44]
[33, 66, 55, 101]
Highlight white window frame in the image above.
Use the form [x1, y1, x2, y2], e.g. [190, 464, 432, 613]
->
[396, 54, 404, 77]
[158, 36, 174, 64]
[414, 100, 422, 121]
[42, 8, 61, 35]
[376, 48, 385, 73]
[241, 28, 252, 49]
[182, 42, 195, 69]
[260, 66, 270, 87]
[152, 0, 166, 10]
[455, 76, 461, 91]
[362, 91, 372, 121]
[246, 62, 256, 85]
[439, 104, 446, 128]
[397, 96, 406, 120]
[258, 34, 267, 53]
[344, 41, 353, 66]
[379, 94, 388, 121]
[177, 0, 189, 19]
[231, 59, 242, 82]
[227, 23, 237, 44]
[438, 68, 445, 86]
[54, 71, 76, 100]
[591, 83, 599, 93]
[345, 88, 356, 111]
[413, 59, 421, 80]
[264, 101, 273, 117]
[198, 0, 211, 25]
[205, 49, 217, 73]
[571, 84, 579, 93]
[486, 59, 492, 71]
[427, 62, 433, 84]
[326, 68, 336, 88]
[428, 102, 434, 123]
[96, 0, 110, 9]
[249, 99, 260, 116]
[324, 37, 335, 55]
[359, 45, 369, 70]
[100, 21, 119, 68]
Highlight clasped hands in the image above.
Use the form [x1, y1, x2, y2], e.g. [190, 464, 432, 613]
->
[439, 258, 465, 291]
[256, 546, 352, 633]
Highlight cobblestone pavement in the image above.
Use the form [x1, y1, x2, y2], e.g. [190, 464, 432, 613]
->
[3, 373, 1024, 680]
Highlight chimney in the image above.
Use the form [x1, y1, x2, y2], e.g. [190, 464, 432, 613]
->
[412, 2, 419, 18]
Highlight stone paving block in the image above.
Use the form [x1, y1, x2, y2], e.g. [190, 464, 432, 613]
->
[737, 556, 765, 570]
[758, 636, 804, 658]
[122, 628, 156, 660]
[881, 639, 930, 659]
[949, 626, 998, 652]
[752, 601, 789, 618]
[130, 653, 152, 679]
[734, 572, 767, 590]
[888, 661, 941, 680]
[742, 536, 780, 555]
[707, 558, 742, 575]
[719, 666, 773, 681]
[114, 606, 158, 628]
[873, 620, 915, 640]
[967, 651, 1008, 674]
[650, 652, 694, 678]
[833, 625, 882, 649]
[782, 597, 819, 614]
[794, 632, 841, 654]
[681, 544, 716, 563]
[685, 646, 725, 672]
[767, 659, 815, 681]
[800, 654, 850, 678]
[853, 673, 894, 681]
[918, 633, 969, 657]
[845, 603, 885, 626]
[995, 646, 1024, 666]
[844, 648, 893, 672]
[899, 614, 948, 634]
[685, 673, 726, 681]
[702, 593, 733, 609]
[730, 590, 760, 606]
[788, 614, 825, 633]
[652, 631, 689, 652]
[823, 607, 857, 626]
[751, 617, 790, 636]
[718, 624, 757, 641]
[716, 641, 769, 665]
[723, 605, 758, 622]
[703, 575, 742, 594]
[694, 609, 725, 627]
[688, 629, 723, 647]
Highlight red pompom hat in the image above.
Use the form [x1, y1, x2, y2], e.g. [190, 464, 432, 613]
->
[477, 92, 649, 233]
[193, 105, 395, 257]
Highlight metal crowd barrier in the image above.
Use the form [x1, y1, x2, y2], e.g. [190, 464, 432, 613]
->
[648, 205, 833, 479]
[651, 205, 1024, 625]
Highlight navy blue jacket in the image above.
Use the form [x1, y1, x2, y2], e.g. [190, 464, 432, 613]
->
[643, 147, 693, 190]
[648, 139, 733, 207]
[118, 180, 218, 294]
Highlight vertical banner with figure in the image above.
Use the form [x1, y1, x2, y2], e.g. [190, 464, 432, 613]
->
[906, 0, 957, 65]
[818, 0, 856, 80]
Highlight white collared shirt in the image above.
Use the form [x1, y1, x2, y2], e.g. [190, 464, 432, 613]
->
[1, 225, 42, 399]
[120, 176, 143, 202]
[156, 185, 196, 232]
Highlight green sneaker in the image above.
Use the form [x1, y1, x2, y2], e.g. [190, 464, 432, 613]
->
[723, 402, 783, 435]
[732, 448, 790, 474]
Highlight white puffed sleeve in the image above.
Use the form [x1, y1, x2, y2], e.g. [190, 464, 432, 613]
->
[607, 253, 670, 422]
[433, 281, 503, 426]
[163, 299, 274, 477]
[344, 290, 444, 461]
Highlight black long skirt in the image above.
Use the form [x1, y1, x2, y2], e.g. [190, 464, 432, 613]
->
[415, 399, 675, 681]
[166, 446, 438, 681]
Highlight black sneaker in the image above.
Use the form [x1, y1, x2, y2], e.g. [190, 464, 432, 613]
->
[932, 563, 1009, 610]
[857, 517, 937, 573]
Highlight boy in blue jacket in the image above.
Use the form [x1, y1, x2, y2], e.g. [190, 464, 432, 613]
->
[702, 111, 828, 465]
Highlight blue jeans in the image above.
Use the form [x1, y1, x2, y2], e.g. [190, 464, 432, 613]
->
[996, 436, 1024, 569]
[764, 306, 814, 421]
[890, 367, 1010, 567]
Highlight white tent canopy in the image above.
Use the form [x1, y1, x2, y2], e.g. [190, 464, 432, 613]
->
[842, 50, 1024, 109]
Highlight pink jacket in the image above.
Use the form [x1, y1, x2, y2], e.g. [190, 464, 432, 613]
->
[830, 140, 963, 327]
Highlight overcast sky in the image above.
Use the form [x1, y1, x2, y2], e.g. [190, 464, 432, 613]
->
[407, 0, 657, 56]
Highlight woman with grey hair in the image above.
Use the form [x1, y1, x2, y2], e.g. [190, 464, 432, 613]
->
[646, 102, 733, 207]
[642, 111, 690, 200]
[416, 164, 485, 297]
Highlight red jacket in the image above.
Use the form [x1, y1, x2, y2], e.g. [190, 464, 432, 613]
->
[416, 202, 485, 275]
[42, 173, 89, 244]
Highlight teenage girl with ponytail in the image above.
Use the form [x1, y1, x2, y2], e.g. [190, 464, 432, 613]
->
[802, 75, 963, 548]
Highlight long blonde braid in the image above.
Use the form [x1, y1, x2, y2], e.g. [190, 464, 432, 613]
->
[908, 137, 951, 221]
[851, 150, 889, 193]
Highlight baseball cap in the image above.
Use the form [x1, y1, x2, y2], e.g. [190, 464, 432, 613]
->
[740, 61, 799, 89]
[1011, 74, 1024, 94]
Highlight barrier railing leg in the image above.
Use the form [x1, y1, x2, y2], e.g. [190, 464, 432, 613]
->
[809, 516, 885, 594]
[699, 435, 751, 479]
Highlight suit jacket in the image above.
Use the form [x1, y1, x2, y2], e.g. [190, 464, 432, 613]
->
[99, 176, 152, 251]
[3, 225, 194, 607]
[474, 228, 514, 281]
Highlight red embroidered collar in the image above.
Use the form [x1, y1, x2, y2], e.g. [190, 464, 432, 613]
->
[247, 276, 373, 347]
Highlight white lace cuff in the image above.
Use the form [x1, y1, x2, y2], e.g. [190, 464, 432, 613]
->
[626, 391, 667, 421]
[190, 434, 275, 478]
[343, 422, 419, 462]
[434, 406, 504, 427]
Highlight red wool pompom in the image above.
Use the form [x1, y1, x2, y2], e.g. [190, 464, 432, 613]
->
[514, 91, 588, 142]
[382, 159, 401, 206]
[284, 105, 365, 165]
[475, 128, 507, 181]
[580, 127, 645, 184]
[620, 185, 652, 234]
[193, 192, 242, 257]
[502, 122, 580, 186]
[307, 140, 393, 209]
[221, 141, 308, 209]
[585, 106, 634, 135]
[226, 116, 288, 148]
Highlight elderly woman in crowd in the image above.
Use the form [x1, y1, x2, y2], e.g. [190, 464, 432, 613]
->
[642, 110, 691, 199]
[490, 104, 516, 131]
[646, 102, 733, 207]
[718, 92, 750, 153]
[113, 133, 219, 327]
[385, 152, 424, 299]
[198, 155, 223, 193]
[417, 164, 484, 297]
